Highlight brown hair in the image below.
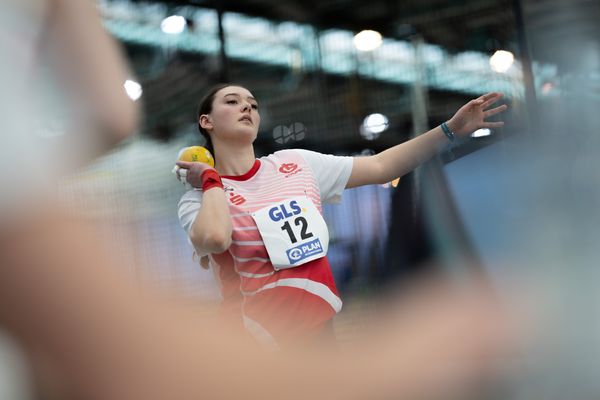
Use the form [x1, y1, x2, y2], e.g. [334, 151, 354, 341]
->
[197, 83, 247, 161]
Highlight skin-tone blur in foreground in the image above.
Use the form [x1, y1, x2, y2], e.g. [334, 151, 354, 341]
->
[1, 220, 521, 400]
[0, 1, 524, 399]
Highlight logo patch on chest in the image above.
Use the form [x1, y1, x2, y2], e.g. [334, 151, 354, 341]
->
[286, 238, 324, 264]
[228, 190, 246, 205]
[278, 163, 302, 177]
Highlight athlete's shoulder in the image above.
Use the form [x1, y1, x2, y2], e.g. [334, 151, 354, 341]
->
[269, 149, 299, 159]
[178, 189, 202, 206]
[270, 148, 323, 163]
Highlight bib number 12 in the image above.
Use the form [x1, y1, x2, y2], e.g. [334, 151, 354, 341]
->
[281, 217, 313, 244]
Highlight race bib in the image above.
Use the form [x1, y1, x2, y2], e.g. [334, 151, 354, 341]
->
[252, 196, 329, 270]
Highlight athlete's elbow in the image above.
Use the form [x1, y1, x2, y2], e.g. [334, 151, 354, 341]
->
[190, 229, 231, 254]
[204, 234, 232, 254]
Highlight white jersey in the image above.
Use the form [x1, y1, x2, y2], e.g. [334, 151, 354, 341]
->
[178, 149, 353, 343]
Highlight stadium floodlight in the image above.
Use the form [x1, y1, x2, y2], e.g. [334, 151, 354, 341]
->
[161, 15, 186, 34]
[353, 30, 383, 52]
[489, 50, 514, 73]
[360, 113, 389, 140]
[124, 79, 143, 101]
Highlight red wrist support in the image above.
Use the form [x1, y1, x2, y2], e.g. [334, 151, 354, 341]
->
[201, 169, 223, 192]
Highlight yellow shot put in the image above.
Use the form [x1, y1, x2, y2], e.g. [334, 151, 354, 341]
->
[178, 146, 215, 167]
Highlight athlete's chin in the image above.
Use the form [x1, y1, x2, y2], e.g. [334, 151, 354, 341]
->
[233, 126, 259, 140]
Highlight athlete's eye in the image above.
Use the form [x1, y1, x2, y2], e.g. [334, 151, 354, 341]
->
[251, 104, 259, 110]
[226, 99, 237, 105]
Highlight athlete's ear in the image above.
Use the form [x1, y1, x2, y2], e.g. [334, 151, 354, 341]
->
[199, 114, 213, 131]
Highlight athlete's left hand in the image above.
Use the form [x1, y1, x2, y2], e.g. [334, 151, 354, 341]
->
[446, 92, 508, 138]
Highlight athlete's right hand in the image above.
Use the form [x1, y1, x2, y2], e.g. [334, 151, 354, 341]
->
[175, 161, 216, 189]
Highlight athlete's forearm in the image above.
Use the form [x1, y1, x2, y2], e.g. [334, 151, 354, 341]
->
[374, 125, 448, 182]
[189, 188, 233, 254]
[347, 125, 449, 188]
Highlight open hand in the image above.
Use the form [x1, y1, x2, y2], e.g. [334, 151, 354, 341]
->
[447, 92, 508, 137]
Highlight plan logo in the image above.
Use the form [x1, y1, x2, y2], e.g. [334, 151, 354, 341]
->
[286, 238, 323, 264]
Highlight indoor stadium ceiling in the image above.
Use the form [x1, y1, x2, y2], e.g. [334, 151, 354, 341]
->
[126, 0, 599, 63]
[130, 0, 518, 55]
[113, 0, 598, 150]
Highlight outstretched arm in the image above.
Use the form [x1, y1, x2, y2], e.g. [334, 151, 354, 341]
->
[346, 92, 507, 188]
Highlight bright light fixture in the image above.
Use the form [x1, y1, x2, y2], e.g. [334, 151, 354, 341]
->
[161, 15, 187, 34]
[489, 50, 514, 73]
[124, 80, 142, 101]
[471, 128, 492, 138]
[360, 113, 389, 140]
[353, 30, 383, 52]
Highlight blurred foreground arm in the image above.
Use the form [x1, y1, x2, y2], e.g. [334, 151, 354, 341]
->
[0, 1, 522, 398]
[43, 0, 139, 161]
[0, 217, 522, 400]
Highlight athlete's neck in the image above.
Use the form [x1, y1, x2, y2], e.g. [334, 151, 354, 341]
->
[213, 143, 256, 176]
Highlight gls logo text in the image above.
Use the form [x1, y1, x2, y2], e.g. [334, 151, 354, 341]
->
[268, 200, 301, 222]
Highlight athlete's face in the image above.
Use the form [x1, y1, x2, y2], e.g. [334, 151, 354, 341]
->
[200, 86, 260, 144]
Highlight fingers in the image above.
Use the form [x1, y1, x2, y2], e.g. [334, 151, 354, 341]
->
[176, 168, 188, 182]
[479, 92, 504, 109]
[476, 92, 502, 102]
[172, 165, 188, 182]
[175, 162, 213, 188]
[483, 121, 505, 128]
[483, 104, 508, 118]
[171, 161, 188, 183]
[176, 161, 192, 169]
